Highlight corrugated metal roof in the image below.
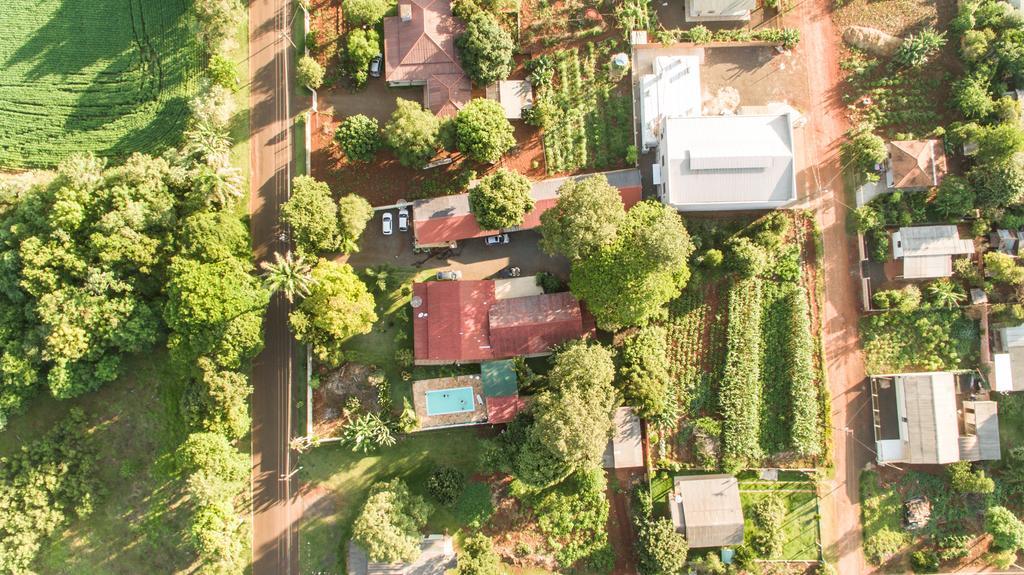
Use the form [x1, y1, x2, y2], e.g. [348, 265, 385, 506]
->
[661, 114, 796, 211]
[897, 226, 975, 257]
[689, 0, 756, 17]
[967, 400, 1002, 461]
[485, 80, 534, 119]
[902, 255, 953, 279]
[900, 373, 960, 464]
[640, 55, 703, 148]
[602, 407, 643, 469]
[670, 474, 745, 548]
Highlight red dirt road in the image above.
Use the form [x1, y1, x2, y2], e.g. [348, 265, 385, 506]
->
[789, 0, 874, 573]
[248, 0, 300, 573]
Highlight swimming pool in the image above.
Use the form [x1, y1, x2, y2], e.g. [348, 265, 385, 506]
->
[424, 387, 476, 416]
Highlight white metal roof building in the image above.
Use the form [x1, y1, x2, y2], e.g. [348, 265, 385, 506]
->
[654, 114, 797, 211]
[602, 407, 644, 469]
[870, 372, 1001, 465]
[484, 80, 534, 120]
[640, 55, 703, 150]
[993, 324, 1024, 392]
[685, 0, 757, 21]
[892, 225, 975, 279]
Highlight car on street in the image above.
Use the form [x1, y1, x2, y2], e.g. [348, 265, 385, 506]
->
[484, 233, 510, 246]
[436, 270, 462, 281]
[398, 207, 409, 232]
[382, 212, 393, 235]
[369, 55, 383, 78]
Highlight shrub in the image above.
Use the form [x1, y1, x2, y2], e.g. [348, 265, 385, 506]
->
[752, 495, 786, 558]
[700, 248, 724, 268]
[335, 114, 381, 162]
[910, 549, 939, 573]
[453, 533, 502, 575]
[937, 534, 971, 561]
[636, 517, 688, 575]
[842, 125, 887, 180]
[985, 251, 1024, 285]
[933, 175, 975, 219]
[948, 460, 995, 493]
[535, 271, 565, 293]
[427, 466, 466, 504]
[895, 28, 946, 68]
[985, 506, 1024, 552]
[208, 54, 238, 88]
[725, 236, 767, 278]
[872, 285, 922, 311]
[296, 55, 325, 89]
[971, 159, 1024, 208]
[353, 479, 433, 563]
[346, 28, 381, 88]
[953, 74, 995, 119]
[619, 325, 672, 419]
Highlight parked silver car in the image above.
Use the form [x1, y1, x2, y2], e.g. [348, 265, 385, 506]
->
[436, 270, 462, 281]
[484, 233, 510, 246]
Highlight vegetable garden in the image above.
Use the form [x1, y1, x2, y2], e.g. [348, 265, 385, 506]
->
[0, 0, 201, 168]
[655, 212, 828, 471]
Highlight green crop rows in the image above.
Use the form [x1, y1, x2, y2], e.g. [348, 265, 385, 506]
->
[0, 0, 201, 168]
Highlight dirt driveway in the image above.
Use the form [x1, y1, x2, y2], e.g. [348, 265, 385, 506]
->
[342, 214, 571, 280]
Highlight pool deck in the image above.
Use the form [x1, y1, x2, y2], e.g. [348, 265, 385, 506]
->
[412, 375, 487, 429]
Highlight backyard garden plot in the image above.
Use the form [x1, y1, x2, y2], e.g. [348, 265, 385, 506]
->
[656, 213, 828, 469]
[0, 0, 201, 168]
[541, 43, 633, 174]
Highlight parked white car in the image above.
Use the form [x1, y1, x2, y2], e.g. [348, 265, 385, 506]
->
[484, 233, 510, 246]
[382, 212, 394, 235]
[398, 207, 409, 232]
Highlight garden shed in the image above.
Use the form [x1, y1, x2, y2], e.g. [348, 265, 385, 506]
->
[669, 474, 745, 548]
[602, 407, 644, 469]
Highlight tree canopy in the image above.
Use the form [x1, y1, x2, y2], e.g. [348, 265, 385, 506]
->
[469, 168, 534, 230]
[338, 194, 375, 253]
[539, 174, 626, 261]
[178, 210, 251, 263]
[289, 259, 377, 367]
[352, 479, 433, 563]
[515, 341, 618, 487]
[636, 517, 688, 575]
[385, 98, 440, 168]
[282, 176, 342, 256]
[452, 534, 503, 575]
[452, 99, 516, 163]
[343, 0, 391, 26]
[335, 114, 382, 163]
[456, 13, 515, 86]
[619, 325, 671, 419]
[570, 201, 694, 330]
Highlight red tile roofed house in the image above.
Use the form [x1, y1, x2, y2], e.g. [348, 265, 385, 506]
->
[886, 139, 948, 190]
[412, 279, 595, 365]
[412, 168, 644, 248]
[383, 0, 471, 117]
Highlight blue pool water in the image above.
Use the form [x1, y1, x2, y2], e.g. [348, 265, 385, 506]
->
[425, 387, 476, 416]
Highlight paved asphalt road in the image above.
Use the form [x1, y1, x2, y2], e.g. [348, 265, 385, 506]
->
[248, 0, 299, 573]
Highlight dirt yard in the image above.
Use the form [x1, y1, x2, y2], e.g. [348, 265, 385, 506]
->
[311, 363, 380, 438]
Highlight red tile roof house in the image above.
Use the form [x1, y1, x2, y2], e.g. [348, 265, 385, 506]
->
[412, 168, 644, 248]
[383, 0, 472, 117]
[411, 280, 597, 365]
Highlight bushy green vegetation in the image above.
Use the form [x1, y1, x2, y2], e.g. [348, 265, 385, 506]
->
[335, 114, 382, 163]
[352, 479, 433, 563]
[619, 325, 672, 420]
[861, 307, 978, 373]
[468, 168, 534, 230]
[860, 470, 911, 564]
[0, 410, 99, 574]
[524, 467, 613, 570]
[720, 278, 765, 471]
[290, 260, 377, 368]
[0, 0, 202, 168]
[740, 482, 820, 561]
[456, 12, 515, 86]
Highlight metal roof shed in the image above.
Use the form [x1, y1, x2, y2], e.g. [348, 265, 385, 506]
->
[602, 407, 644, 469]
[670, 474, 745, 548]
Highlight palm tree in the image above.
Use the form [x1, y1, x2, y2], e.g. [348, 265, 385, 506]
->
[193, 161, 243, 209]
[182, 122, 232, 165]
[926, 278, 967, 309]
[260, 251, 314, 303]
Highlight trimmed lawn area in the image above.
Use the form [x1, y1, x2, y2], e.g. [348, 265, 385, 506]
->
[0, 0, 201, 168]
[298, 427, 490, 574]
[0, 351, 202, 574]
[739, 486, 820, 561]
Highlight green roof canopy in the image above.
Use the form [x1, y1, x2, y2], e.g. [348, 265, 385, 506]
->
[480, 360, 518, 397]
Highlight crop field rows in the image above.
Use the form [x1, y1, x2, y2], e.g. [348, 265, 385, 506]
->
[0, 0, 201, 168]
[543, 43, 632, 174]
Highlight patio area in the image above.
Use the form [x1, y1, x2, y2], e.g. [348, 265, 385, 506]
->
[412, 360, 525, 430]
[412, 375, 488, 429]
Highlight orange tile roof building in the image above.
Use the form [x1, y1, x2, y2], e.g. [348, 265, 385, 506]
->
[887, 139, 948, 190]
[383, 0, 471, 117]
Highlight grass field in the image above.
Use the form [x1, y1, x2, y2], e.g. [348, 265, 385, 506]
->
[0, 351, 202, 574]
[0, 0, 201, 168]
[299, 428, 490, 574]
[739, 481, 821, 561]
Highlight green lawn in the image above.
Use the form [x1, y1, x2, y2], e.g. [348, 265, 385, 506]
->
[299, 428, 490, 574]
[0, 0, 201, 168]
[740, 486, 820, 561]
[0, 351, 201, 574]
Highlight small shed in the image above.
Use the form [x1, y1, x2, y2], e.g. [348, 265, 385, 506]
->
[602, 407, 644, 469]
[485, 80, 534, 120]
[669, 474, 745, 548]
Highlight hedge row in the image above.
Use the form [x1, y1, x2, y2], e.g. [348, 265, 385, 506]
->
[720, 278, 764, 471]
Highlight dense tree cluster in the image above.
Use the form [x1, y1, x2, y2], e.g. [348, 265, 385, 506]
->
[0, 409, 99, 574]
[289, 259, 377, 367]
[618, 325, 671, 419]
[352, 479, 433, 563]
[281, 176, 374, 256]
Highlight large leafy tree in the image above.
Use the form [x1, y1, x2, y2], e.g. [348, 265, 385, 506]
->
[281, 176, 342, 256]
[570, 201, 694, 330]
[539, 175, 625, 261]
[178, 210, 251, 263]
[515, 342, 617, 487]
[352, 479, 433, 563]
[338, 194, 375, 253]
[636, 517, 688, 575]
[469, 168, 533, 230]
[181, 357, 252, 440]
[456, 13, 515, 86]
[164, 258, 269, 369]
[385, 98, 440, 168]
[452, 99, 516, 163]
[0, 153, 178, 422]
[343, 0, 391, 26]
[289, 259, 377, 367]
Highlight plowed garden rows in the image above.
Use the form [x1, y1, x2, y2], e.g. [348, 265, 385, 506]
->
[0, 0, 201, 168]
